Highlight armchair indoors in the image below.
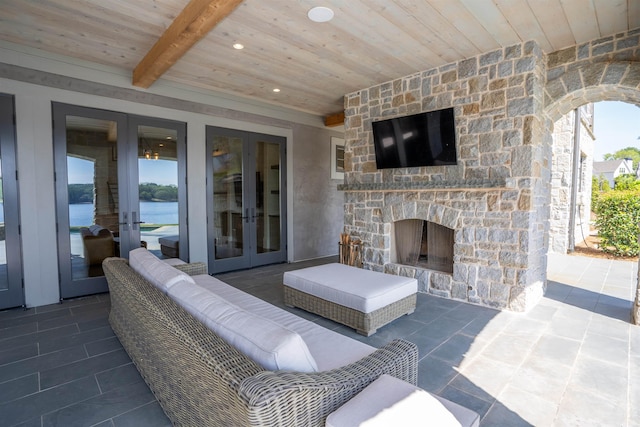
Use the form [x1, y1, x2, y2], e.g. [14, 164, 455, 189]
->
[80, 224, 115, 265]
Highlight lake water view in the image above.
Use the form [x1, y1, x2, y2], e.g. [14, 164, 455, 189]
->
[69, 201, 179, 226]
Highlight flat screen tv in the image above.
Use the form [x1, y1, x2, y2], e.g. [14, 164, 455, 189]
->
[372, 108, 457, 169]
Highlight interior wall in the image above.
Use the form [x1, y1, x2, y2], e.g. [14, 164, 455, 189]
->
[291, 125, 344, 261]
[0, 57, 343, 308]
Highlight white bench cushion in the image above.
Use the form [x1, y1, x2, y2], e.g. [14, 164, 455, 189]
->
[168, 279, 318, 373]
[191, 274, 376, 371]
[283, 263, 417, 313]
[326, 374, 468, 427]
[129, 247, 194, 293]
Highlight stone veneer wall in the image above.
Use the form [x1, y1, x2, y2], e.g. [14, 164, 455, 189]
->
[549, 105, 595, 254]
[341, 41, 549, 311]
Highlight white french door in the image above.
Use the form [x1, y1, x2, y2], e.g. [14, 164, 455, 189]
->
[206, 126, 287, 273]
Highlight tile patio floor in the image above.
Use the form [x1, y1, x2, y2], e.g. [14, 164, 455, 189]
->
[0, 253, 638, 426]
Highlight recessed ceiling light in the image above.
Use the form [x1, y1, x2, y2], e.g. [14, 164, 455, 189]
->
[273, 88, 281, 93]
[308, 6, 334, 23]
[233, 43, 244, 50]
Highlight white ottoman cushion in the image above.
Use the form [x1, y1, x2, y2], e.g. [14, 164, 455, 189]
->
[283, 263, 417, 313]
[326, 374, 462, 427]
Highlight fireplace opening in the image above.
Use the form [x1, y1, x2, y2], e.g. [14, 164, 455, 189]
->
[394, 219, 454, 274]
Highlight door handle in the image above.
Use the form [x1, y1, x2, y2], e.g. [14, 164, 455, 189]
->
[251, 208, 255, 223]
[132, 212, 144, 230]
[243, 208, 249, 223]
[120, 212, 129, 231]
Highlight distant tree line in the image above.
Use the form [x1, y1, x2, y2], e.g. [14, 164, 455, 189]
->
[139, 183, 178, 201]
[68, 183, 177, 204]
[68, 184, 93, 204]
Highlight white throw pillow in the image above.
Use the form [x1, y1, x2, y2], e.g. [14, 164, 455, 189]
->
[129, 247, 194, 293]
[168, 281, 318, 373]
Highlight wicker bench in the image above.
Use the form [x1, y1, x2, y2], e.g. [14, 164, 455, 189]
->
[283, 263, 418, 336]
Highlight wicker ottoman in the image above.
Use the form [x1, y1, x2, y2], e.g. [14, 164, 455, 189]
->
[158, 235, 179, 258]
[283, 263, 417, 336]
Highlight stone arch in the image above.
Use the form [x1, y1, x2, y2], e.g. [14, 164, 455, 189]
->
[541, 31, 640, 323]
[382, 201, 462, 230]
[546, 83, 640, 121]
[543, 29, 640, 120]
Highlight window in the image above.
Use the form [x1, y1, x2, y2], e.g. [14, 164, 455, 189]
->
[331, 137, 345, 180]
[578, 154, 586, 192]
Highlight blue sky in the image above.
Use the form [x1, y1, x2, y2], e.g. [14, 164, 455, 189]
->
[68, 158, 177, 185]
[593, 101, 640, 161]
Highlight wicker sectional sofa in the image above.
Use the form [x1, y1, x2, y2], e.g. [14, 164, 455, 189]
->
[103, 254, 419, 426]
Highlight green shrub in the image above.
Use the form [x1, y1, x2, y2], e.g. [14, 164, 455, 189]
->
[591, 176, 601, 213]
[613, 174, 640, 191]
[591, 175, 611, 214]
[594, 190, 640, 256]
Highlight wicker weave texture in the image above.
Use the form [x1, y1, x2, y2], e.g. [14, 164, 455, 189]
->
[103, 257, 419, 426]
[172, 261, 207, 276]
[283, 286, 417, 336]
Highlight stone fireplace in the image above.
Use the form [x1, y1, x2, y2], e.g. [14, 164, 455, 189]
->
[340, 40, 550, 311]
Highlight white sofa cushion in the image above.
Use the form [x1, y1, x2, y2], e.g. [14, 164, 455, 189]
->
[169, 280, 319, 373]
[326, 374, 464, 427]
[129, 248, 194, 293]
[283, 263, 417, 313]
[191, 274, 376, 371]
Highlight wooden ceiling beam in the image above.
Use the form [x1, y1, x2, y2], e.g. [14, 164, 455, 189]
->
[133, 0, 244, 88]
[324, 111, 345, 127]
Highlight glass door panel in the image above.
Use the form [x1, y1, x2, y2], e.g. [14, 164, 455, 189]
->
[254, 138, 281, 255]
[0, 94, 24, 310]
[210, 132, 249, 271]
[66, 116, 120, 280]
[133, 125, 182, 258]
[54, 104, 126, 299]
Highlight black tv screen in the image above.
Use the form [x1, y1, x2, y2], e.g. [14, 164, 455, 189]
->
[372, 108, 457, 169]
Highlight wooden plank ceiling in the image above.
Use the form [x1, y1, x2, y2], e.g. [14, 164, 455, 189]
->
[0, 0, 638, 118]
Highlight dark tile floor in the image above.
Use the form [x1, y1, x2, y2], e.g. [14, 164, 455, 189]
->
[1, 253, 638, 426]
